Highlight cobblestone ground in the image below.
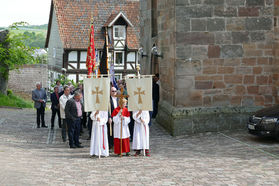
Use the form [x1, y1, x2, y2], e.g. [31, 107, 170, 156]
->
[0, 108, 279, 185]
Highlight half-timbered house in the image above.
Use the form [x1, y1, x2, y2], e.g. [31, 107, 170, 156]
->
[45, 0, 140, 83]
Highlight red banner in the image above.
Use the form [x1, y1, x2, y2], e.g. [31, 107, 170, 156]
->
[86, 24, 95, 77]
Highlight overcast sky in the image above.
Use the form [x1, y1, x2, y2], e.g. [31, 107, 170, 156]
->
[0, 0, 51, 27]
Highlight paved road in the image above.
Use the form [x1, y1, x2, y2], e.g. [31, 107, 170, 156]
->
[0, 108, 279, 185]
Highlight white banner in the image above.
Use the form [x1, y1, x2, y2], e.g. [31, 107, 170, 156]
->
[126, 77, 152, 111]
[84, 78, 110, 112]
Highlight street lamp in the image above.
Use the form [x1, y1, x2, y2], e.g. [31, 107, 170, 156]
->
[138, 47, 148, 58]
[151, 45, 163, 58]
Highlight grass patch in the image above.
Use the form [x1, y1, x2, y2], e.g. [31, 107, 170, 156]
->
[0, 93, 33, 108]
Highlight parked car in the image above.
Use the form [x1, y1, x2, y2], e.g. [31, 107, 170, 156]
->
[247, 105, 279, 139]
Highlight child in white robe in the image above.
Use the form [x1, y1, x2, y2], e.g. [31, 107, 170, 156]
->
[112, 98, 131, 156]
[132, 110, 150, 156]
[90, 110, 109, 157]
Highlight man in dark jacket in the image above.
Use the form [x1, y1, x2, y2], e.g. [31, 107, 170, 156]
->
[65, 91, 84, 148]
[152, 73, 160, 118]
[50, 86, 63, 129]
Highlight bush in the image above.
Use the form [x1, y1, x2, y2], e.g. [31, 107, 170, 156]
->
[49, 75, 83, 93]
[6, 89, 13, 96]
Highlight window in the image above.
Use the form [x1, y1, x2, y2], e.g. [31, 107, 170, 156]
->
[69, 51, 77, 61]
[113, 26, 126, 40]
[127, 52, 135, 62]
[114, 51, 124, 66]
[80, 63, 87, 69]
[80, 51, 87, 62]
[114, 73, 122, 80]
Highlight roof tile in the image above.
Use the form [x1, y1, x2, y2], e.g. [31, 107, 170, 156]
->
[52, 0, 140, 50]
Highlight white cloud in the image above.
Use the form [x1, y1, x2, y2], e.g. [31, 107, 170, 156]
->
[0, 0, 51, 27]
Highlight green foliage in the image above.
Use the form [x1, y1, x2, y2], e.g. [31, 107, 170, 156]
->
[1, 23, 48, 31]
[9, 22, 29, 29]
[10, 29, 46, 37]
[55, 75, 73, 86]
[20, 31, 46, 48]
[8, 23, 47, 48]
[0, 93, 33, 108]
[49, 75, 84, 93]
[0, 22, 37, 80]
[36, 53, 47, 64]
[6, 89, 13, 96]
[49, 75, 77, 93]
[17, 24, 48, 30]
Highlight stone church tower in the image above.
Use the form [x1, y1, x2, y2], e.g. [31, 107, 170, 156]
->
[140, 0, 279, 135]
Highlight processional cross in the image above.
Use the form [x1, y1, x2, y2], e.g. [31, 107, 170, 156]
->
[92, 87, 103, 104]
[116, 87, 129, 106]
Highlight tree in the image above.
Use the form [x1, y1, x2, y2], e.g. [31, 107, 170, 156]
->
[22, 31, 46, 48]
[0, 22, 36, 95]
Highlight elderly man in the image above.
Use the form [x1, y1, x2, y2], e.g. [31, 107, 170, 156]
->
[74, 83, 86, 134]
[65, 91, 84, 148]
[32, 82, 47, 128]
[59, 86, 73, 142]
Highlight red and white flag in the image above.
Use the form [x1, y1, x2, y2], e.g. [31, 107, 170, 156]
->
[86, 22, 95, 77]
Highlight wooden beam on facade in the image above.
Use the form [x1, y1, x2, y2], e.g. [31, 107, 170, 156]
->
[77, 51, 81, 82]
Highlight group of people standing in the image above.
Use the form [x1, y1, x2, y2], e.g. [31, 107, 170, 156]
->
[31, 76, 161, 157]
[89, 85, 150, 157]
[32, 81, 84, 148]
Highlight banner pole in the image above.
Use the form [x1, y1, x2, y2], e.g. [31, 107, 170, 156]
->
[105, 27, 110, 75]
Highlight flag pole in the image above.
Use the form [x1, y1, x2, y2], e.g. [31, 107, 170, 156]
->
[105, 27, 110, 75]
[136, 64, 140, 79]
[120, 108, 123, 157]
[98, 120, 101, 159]
[89, 14, 95, 77]
[105, 27, 113, 136]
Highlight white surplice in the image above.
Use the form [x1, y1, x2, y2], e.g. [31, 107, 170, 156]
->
[113, 112, 131, 139]
[132, 111, 150, 150]
[90, 111, 109, 157]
